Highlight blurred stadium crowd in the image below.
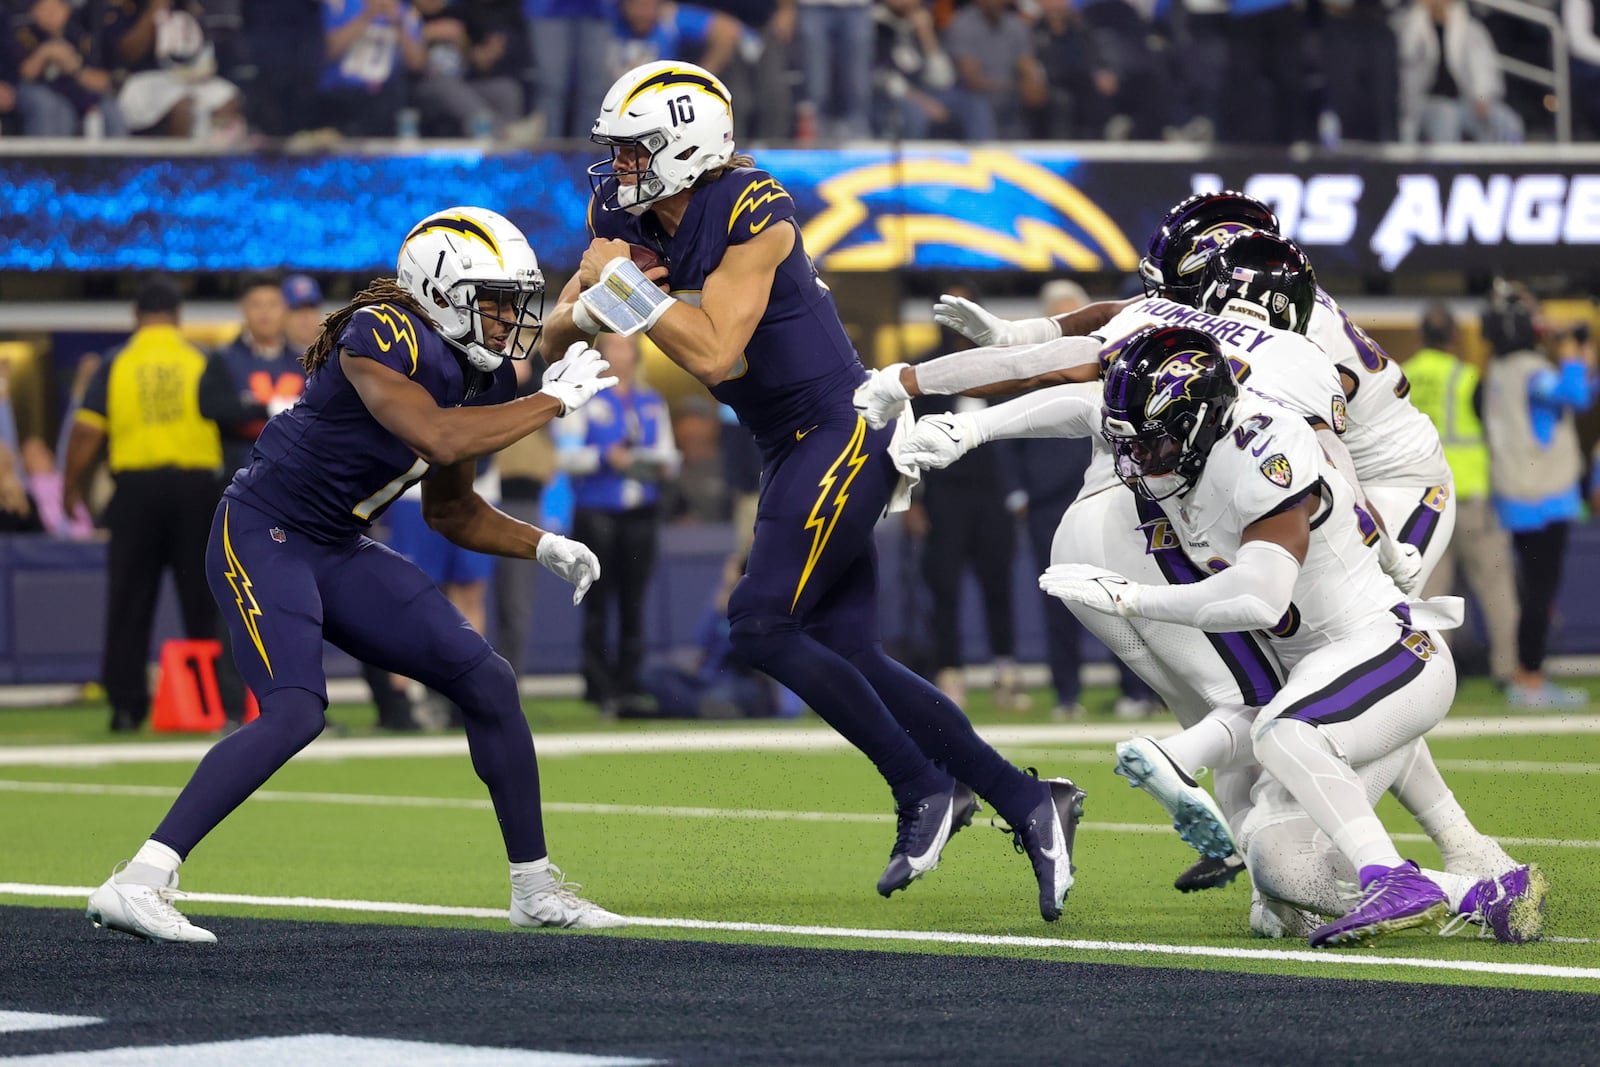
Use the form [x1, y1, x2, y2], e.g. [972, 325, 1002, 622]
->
[0, 0, 1597, 145]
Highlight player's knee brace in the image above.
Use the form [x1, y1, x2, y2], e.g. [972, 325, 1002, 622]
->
[440, 653, 520, 724]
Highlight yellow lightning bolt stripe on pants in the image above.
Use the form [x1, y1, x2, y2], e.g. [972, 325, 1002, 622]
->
[221, 503, 274, 677]
[791, 416, 872, 614]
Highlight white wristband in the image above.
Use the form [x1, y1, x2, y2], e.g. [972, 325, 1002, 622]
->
[571, 299, 603, 336]
[577, 257, 677, 337]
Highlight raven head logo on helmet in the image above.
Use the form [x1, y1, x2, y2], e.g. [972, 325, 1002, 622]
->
[1139, 191, 1280, 307]
[589, 60, 736, 216]
[1101, 325, 1239, 501]
[1198, 230, 1318, 334]
[395, 206, 545, 373]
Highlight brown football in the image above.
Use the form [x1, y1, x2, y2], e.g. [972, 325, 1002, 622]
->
[629, 244, 667, 279]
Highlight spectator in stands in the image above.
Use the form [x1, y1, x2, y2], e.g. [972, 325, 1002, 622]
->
[796, 0, 874, 139]
[62, 277, 221, 733]
[1219, 0, 1305, 144]
[12, 0, 127, 136]
[610, 0, 743, 81]
[1564, 0, 1600, 138]
[238, 0, 322, 138]
[1030, 0, 1119, 140]
[1318, 0, 1399, 144]
[554, 333, 679, 718]
[101, 0, 245, 140]
[910, 284, 1028, 711]
[872, 0, 987, 140]
[945, 0, 1047, 141]
[1482, 283, 1594, 708]
[1167, 0, 1224, 143]
[1408, 303, 1520, 688]
[1395, 0, 1523, 143]
[525, 0, 614, 140]
[320, 0, 426, 138]
[411, 0, 525, 137]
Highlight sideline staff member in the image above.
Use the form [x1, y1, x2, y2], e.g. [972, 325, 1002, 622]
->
[64, 276, 222, 732]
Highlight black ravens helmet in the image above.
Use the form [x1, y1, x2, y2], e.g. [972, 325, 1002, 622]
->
[1139, 191, 1281, 306]
[1198, 230, 1318, 335]
[1101, 325, 1239, 500]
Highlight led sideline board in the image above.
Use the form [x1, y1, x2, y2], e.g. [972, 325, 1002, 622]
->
[2, 149, 1596, 273]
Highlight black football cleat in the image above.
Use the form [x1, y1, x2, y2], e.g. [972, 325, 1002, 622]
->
[877, 779, 960, 897]
[1174, 852, 1247, 893]
[1007, 773, 1088, 922]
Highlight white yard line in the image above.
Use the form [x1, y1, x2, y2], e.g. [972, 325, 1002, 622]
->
[5, 714, 1600, 767]
[1433, 759, 1600, 775]
[3, 881, 1594, 982]
[5, 779, 1597, 852]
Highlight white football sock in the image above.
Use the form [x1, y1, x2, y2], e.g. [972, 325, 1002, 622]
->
[1159, 704, 1257, 776]
[1254, 718, 1404, 872]
[510, 857, 553, 893]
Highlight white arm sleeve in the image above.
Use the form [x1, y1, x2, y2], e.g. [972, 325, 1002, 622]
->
[912, 336, 1102, 396]
[969, 383, 1103, 443]
[1130, 539, 1301, 632]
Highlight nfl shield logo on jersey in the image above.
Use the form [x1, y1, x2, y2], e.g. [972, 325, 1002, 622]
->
[270, 527, 287, 544]
[1259, 454, 1293, 488]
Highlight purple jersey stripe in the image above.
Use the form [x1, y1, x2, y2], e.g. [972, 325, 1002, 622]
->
[1399, 495, 1441, 553]
[1284, 641, 1426, 725]
[1133, 498, 1282, 705]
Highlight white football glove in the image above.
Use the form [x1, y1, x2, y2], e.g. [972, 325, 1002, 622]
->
[932, 293, 1062, 348]
[896, 412, 982, 472]
[536, 532, 601, 605]
[1380, 537, 1425, 598]
[539, 341, 619, 416]
[1039, 563, 1141, 617]
[852, 363, 911, 429]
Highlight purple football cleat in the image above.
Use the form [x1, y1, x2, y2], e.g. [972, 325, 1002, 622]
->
[1309, 861, 1449, 948]
[1452, 864, 1549, 944]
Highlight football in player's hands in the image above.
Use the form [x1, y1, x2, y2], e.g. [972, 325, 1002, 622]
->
[629, 244, 670, 288]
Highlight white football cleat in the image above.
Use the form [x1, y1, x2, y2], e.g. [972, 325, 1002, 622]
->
[1250, 889, 1321, 939]
[510, 866, 627, 930]
[86, 864, 217, 944]
[1114, 737, 1235, 859]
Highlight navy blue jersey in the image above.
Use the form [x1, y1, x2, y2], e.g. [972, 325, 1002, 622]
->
[590, 167, 863, 453]
[227, 302, 515, 543]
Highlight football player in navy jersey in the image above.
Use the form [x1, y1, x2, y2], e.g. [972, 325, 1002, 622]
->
[538, 61, 1086, 922]
[87, 207, 626, 943]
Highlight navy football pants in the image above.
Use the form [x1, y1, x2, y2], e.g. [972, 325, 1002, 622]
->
[151, 497, 547, 862]
[727, 415, 1044, 823]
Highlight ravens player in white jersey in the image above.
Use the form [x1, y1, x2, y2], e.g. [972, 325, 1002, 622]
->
[1037, 326, 1544, 946]
[871, 193, 1515, 901]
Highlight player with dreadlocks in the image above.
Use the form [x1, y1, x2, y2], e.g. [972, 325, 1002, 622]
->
[87, 207, 626, 943]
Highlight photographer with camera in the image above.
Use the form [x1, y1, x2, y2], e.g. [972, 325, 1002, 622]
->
[1482, 284, 1597, 709]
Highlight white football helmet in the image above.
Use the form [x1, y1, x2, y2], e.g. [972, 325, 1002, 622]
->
[589, 60, 736, 216]
[395, 206, 545, 372]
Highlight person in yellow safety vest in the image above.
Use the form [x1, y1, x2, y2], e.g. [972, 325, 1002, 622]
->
[1405, 303, 1521, 690]
[62, 276, 223, 732]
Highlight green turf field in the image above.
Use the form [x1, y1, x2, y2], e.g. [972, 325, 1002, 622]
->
[3, 678, 1598, 994]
